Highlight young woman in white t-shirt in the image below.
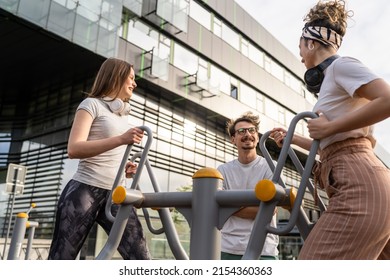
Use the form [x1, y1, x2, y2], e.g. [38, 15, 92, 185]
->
[48, 58, 150, 260]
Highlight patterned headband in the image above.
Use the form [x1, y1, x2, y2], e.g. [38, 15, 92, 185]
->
[302, 26, 343, 50]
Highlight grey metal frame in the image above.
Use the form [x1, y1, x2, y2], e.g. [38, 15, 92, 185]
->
[7, 204, 39, 260]
[96, 112, 324, 260]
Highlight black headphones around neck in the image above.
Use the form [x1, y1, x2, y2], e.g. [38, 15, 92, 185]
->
[304, 55, 339, 94]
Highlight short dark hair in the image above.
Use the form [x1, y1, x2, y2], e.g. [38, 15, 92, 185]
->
[226, 111, 260, 137]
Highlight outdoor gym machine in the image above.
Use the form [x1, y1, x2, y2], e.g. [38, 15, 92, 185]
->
[96, 112, 325, 260]
[7, 203, 39, 260]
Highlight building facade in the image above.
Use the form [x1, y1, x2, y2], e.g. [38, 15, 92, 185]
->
[0, 0, 378, 260]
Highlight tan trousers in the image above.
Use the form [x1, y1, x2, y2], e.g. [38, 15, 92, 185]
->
[299, 137, 390, 260]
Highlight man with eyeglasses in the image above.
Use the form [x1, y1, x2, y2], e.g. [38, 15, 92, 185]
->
[217, 111, 279, 260]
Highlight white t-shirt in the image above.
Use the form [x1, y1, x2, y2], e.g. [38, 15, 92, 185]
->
[217, 156, 279, 256]
[313, 56, 379, 150]
[72, 98, 130, 190]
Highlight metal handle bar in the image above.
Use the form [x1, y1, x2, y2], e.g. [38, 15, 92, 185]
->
[105, 125, 153, 223]
[128, 151, 188, 259]
[98, 126, 188, 259]
[259, 111, 324, 235]
[242, 111, 321, 259]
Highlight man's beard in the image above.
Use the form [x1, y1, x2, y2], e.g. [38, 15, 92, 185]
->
[241, 136, 255, 150]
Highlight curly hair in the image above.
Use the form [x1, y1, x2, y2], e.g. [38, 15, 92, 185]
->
[226, 111, 260, 137]
[303, 0, 353, 37]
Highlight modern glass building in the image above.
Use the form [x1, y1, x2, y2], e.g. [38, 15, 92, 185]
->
[1, 0, 388, 260]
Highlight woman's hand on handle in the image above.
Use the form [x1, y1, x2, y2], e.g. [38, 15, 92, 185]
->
[270, 128, 287, 148]
[125, 161, 138, 178]
[270, 127, 313, 152]
[307, 112, 333, 140]
[120, 127, 144, 145]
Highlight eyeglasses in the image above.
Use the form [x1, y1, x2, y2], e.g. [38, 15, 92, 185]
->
[235, 127, 257, 136]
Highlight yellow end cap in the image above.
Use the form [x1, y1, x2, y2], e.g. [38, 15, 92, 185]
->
[112, 186, 126, 204]
[31, 203, 37, 208]
[192, 167, 224, 180]
[255, 179, 276, 202]
[17, 212, 28, 218]
[283, 187, 299, 210]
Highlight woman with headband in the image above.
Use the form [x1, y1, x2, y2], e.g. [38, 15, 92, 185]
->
[271, 0, 390, 259]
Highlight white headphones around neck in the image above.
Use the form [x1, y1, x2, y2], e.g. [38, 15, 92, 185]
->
[101, 97, 131, 116]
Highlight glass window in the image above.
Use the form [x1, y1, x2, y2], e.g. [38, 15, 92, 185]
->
[173, 43, 198, 74]
[171, 131, 183, 143]
[78, 0, 101, 16]
[225, 152, 235, 163]
[59, 158, 79, 190]
[256, 93, 264, 114]
[127, 20, 158, 52]
[212, 16, 222, 38]
[0, 133, 11, 166]
[171, 145, 183, 158]
[231, 85, 238, 99]
[47, 1, 76, 40]
[195, 153, 206, 167]
[0, 0, 19, 12]
[145, 120, 158, 135]
[123, 0, 143, 16]
[221, 23, 239, 50]
[183, 149, 195, 163]
[264, 98, 279, 122]
[97, 19, 118, 57]
[286, 111, 295, 129]
[184, 119, 196, 134]
[189, 0, 210, 30]
[290, 73, 305, 96]
[195, 141, 205, 151]
[158, 124, 172, 140]
[305, 88, 317, 105]
[278, 108, 286, 126]
[248, 43, 264, 67]
[206, 145, 215, 158]
[168, 171, 192, 192]
[157, 0, 189, 32]
[264, 55, 272, 73]
[210, 65, 229, 94]
[270, 60, 284, 82]
[140, 167, 169, 192]
[216, 148, 225, 160]
[101, 0, 122, 26]
[73, 13, 99, 51]
[205, 157, 216, 169]
[241, 37, 249, 57]
[183, 136, 195, 148]
[240, 83, 257, 109]
[18, 0, 50, 27]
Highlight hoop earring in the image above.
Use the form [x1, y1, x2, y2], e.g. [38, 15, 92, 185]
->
[308, 44, 314, 50]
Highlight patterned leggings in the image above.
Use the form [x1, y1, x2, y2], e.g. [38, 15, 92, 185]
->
[48, 179, 151, 260]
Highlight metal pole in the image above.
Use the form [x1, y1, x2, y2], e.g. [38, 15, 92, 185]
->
[7, 212, 28, 260]
[190, 168, 223, 260]
[2, 170, 18, 260]
[25, 221, 38, 260]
